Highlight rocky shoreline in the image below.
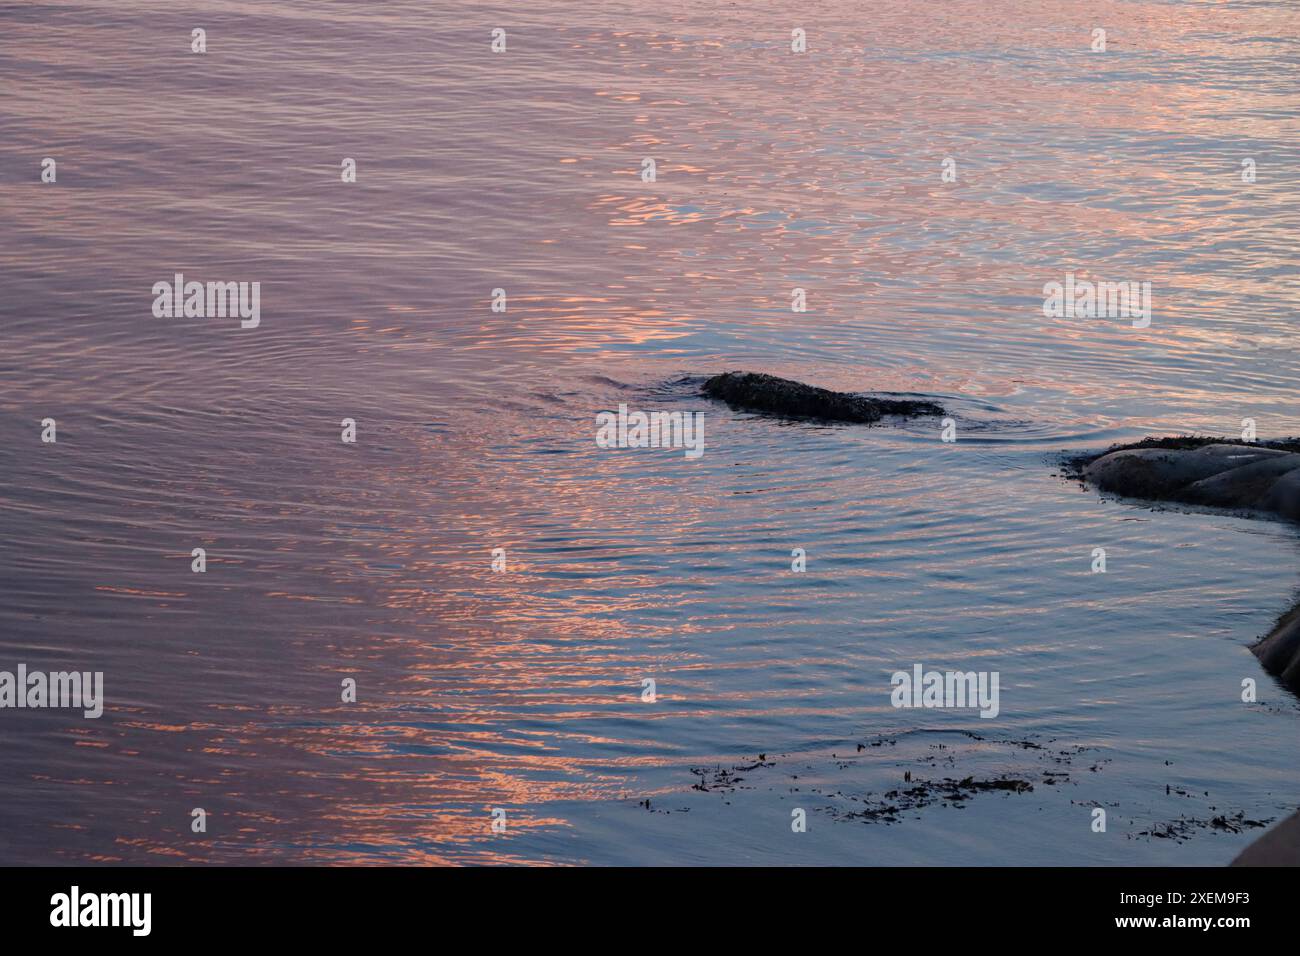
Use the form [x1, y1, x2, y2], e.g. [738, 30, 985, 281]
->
[1070, 436, 1300, 695]
[1071, 436, 1300, 866]
[700, 373, 1298, 863]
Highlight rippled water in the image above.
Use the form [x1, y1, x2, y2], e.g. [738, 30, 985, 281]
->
[2, 0, 1298, 865]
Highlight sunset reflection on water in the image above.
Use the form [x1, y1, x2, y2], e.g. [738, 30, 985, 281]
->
[1, 0, 1298, 865]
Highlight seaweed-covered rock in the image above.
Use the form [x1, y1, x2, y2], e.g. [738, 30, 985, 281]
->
[701, 371, 944, 423]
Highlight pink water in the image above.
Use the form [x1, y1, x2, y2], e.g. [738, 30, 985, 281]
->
[1, 0, 1298, 864]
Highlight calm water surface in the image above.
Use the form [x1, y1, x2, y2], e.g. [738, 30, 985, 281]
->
[1, 0, 1298, 864]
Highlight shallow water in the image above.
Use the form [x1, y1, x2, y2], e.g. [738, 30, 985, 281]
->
[1, 0, 1298, 865]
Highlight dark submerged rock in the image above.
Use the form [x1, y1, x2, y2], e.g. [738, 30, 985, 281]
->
[701, 371, 944, 423]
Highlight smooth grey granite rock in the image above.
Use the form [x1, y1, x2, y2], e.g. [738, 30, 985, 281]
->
[1083, 444, 1292, 506]
[1081, 444, 1300, 520]
[1255, 605, 1300, 689]
[1260, 468, 1300, 522]
[1185, 453, 1300, 512]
